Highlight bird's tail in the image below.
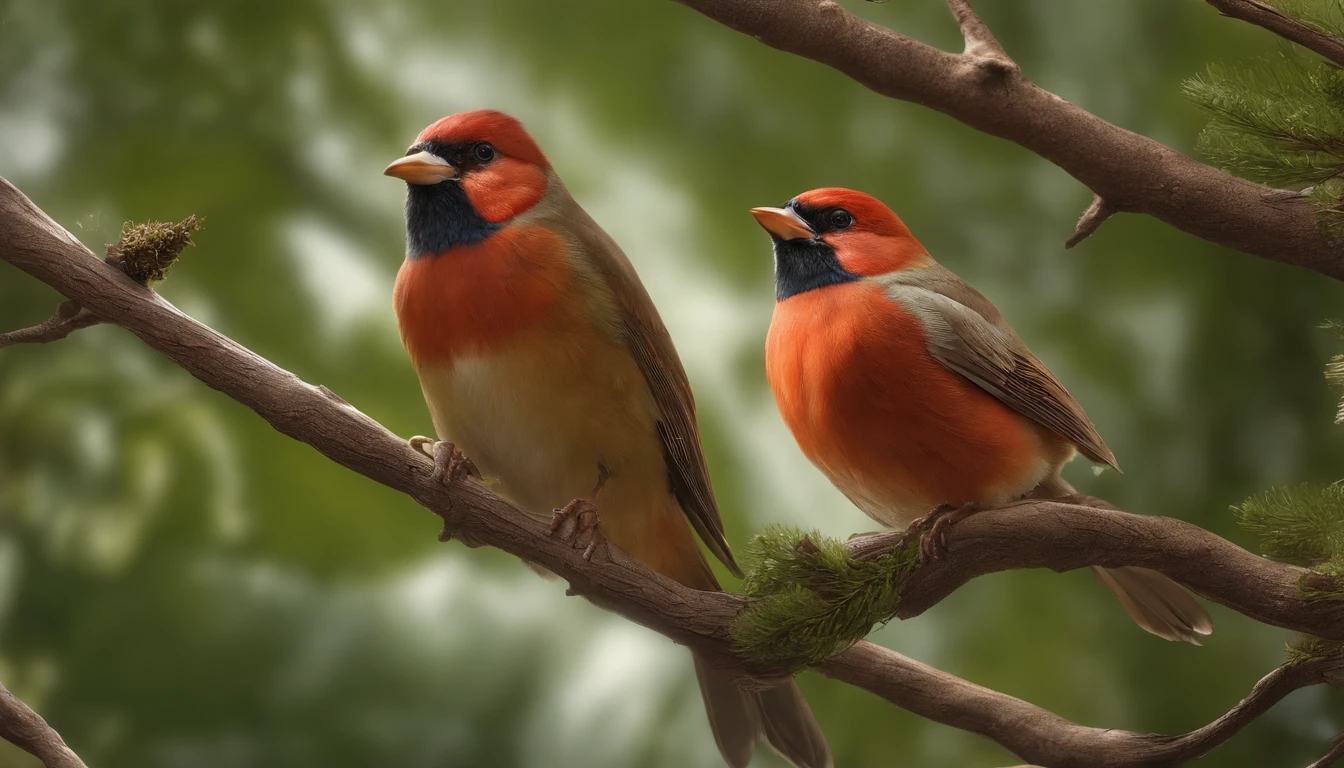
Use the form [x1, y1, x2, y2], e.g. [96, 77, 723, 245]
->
[1030, 473, 1213, 645]
[693, 654, 832, 768]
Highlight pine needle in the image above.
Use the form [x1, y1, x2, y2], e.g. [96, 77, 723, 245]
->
[730, 526, 919, 668]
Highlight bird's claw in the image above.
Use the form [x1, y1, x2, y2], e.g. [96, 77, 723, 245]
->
[409, 436, 480, 543]
[912, 502, 984, 561]
[548, 498, 604, 561]
[409, 436, 480, 486]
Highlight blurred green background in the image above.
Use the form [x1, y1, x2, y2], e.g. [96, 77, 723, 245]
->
[1, 1, 1341, 766]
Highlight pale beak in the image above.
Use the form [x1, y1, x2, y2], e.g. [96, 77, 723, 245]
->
[750, 206, 815, 241]
[384, 150, 458, 185]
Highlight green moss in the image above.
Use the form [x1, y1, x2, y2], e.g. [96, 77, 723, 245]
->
[105, 215, 201, 286]
[1287, 633, 1344, 664]
[730, 526, 919, 669]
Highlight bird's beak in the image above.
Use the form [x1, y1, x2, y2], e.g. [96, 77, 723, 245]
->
[384, 151, 458, 185]
[750, 207, 815, 241]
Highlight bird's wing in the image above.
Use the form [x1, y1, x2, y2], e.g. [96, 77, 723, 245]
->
[880, 266, 1119, 470]
[558, 197, 742, 577]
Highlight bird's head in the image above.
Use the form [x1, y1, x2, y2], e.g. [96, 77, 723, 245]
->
[750, 188, 930, 298]
[385, 110, 551, 258]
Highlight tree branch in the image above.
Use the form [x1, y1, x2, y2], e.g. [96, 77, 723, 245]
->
[0, 301, 101, 349]
[1310, 734, 1344, 768]
[671, 0, 1344, 278]
[844, 497, 1344, 640]
[1207, 0, 1344, 69]
[823, 642, 1343, 768]
[1, 175, 1340, 766]
[0, 682, 87, 768]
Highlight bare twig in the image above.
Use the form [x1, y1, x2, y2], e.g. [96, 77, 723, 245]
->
[1207, 0, 1344, 69]
[671, 0, 1344, 279]
[943, 0, 1008, 61]
[0, 301, 101, 350]
[0, 682, 87, 768]
[822, 644, 1344, 768]
[1310, 734, 1344, 768]
[1, 175, 1341, 766]
[1065, 194, 1116, 248]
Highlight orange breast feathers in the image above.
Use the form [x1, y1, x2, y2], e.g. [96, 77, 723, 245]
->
[765, 282, 1051, 511]
[394, 224, 572, 366]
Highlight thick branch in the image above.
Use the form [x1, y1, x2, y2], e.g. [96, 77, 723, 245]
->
[1207, 0, 1344, 69]
[0, 175, 1339, 766]
[0, 682, 87, 768]
[843, 498, 1344, 639]
[672, 0, 1344, 278]
[0, 302, 101, 349]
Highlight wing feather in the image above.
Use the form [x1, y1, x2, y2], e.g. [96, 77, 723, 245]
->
[554, 191, 742, 576]
[881, 267, 1119, 470]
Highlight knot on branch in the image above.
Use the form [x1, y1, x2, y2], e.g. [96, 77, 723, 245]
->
[105, 215, 201, 286]
[730, 526, 919, 671]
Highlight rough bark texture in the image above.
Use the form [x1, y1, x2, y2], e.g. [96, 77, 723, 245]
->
[1207, 0, 1344, 69]
[670, 0, 1344, 277]
[0, 683, 88, 768]
[3, 176, 1343, 766]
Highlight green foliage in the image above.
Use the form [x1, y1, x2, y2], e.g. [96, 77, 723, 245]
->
[1184, 55, 1344, 191]
[1287, 633, 1344, 664]
[1325, 320, 1344, 423]
[1184, 1, 1344, 224]
[1267, 0, 1344, 36]
[730, 526, 918, 668]
[1233, 483, 1344, 567]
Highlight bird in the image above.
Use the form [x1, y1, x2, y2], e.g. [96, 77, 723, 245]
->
[384, 109, 832, 768]
[751, 187, 1212, 645]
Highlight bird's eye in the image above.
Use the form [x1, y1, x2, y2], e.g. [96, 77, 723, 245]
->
[474, 143, 496, 163]
[830, 209, 853, 229]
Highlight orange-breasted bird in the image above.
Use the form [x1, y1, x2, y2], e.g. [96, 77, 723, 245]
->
[752, 188, 1212, 644]
[384, 110, 831, 768]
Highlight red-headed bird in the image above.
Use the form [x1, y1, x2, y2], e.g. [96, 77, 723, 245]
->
[752, 188, 1212, 644]
[385, 110, 831, 768]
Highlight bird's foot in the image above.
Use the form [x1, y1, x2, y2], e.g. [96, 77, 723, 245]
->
[410, 436, 481, 543]
[409, 436, 480, 486]
[911, 502, 985, 560]
[548, 497, 604, 561]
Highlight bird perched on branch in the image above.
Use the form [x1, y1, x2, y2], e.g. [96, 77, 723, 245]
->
[385, 110, 831, 768]
[752, 188, 1213, 645]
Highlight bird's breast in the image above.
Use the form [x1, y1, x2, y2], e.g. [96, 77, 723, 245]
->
[394, 224, 572, 365]
[766, 281, 1053, 527]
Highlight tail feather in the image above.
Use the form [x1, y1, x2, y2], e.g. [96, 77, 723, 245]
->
[694, 655, 759, 768]
[693, 654, 832, 768]
[1031, 473, 1213, 645]
[1092, 565, 1213, 645]
[756, 680, 833, 768]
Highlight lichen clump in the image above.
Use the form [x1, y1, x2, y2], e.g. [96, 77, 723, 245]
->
[730, 526, 919, 669]
[105, 215, 201, 286]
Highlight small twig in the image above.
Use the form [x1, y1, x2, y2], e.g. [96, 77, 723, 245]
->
[1065, 194, 1117, 248]
[0, 682, 87, 768]
[1310, 735, 1344, 768]
[1207, 0, 1344, 69]
[0, 300, 101, 350]
[944, 0, 1009, 61]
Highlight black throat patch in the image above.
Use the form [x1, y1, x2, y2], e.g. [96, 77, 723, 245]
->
[770, 200, 859, 301]
[402, 139, 502, 259]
